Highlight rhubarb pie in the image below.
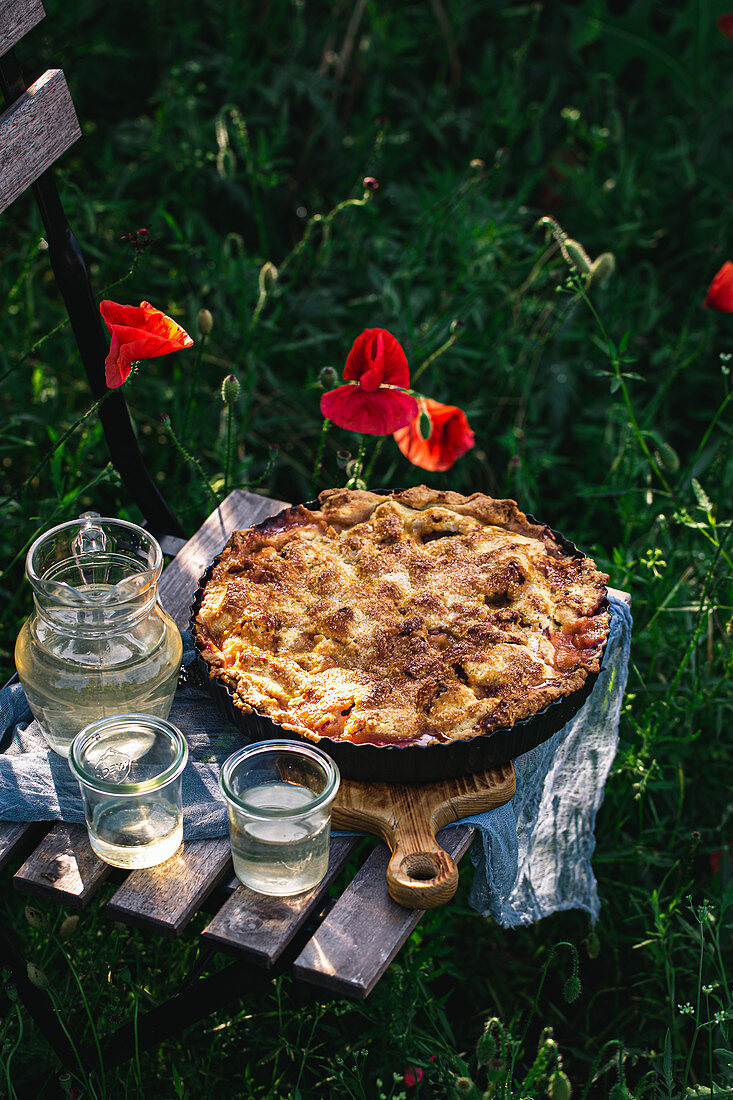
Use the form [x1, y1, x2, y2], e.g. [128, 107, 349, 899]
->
[194, 487, 609, 749]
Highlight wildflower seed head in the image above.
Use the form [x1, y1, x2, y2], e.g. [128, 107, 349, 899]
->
[363, 176, 380, 192]
[587, 252, 616, 289]
[24, 905, 45, 930]
[159, 412, 171, 426]
[547, 1070, 572, 1100]
[454, 1077, 474, 1097]
[58, 1072, 73, 1094]
[564, 240, 592, 275]
[656, 442, 680, 473]
[221, 373, 241, 405]
[563, 974, 581, 1003]
[197, 308, 213, 336]
[678, 1002, 695, 1016]
[27, 962, 49, 989]
[60, 915, 79, 941]
[319, 366, 339, 390]
[258, 261, 278, 295]
[337, 450, 351, 469]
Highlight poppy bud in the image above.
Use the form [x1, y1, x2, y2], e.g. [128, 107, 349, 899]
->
[319, 366, 339, 390]
[25, 906, 45, 930]
[258, 262, 278, 296]
[563, 975, 581, 1003]
[197, 308, 213, 336]
[450, 319, 466, 333]
[221, 374, 241, 405]
[564, 240, 592, 275]
[547, 1070, 572, 1100]
[476, 1022, 497, 1066]
[587, 252, 615, 289]
[159, 413, 171, 426]
[27, 963, 49, 989]
[363, 176, 379, 192]
[60, 915, 79, 941]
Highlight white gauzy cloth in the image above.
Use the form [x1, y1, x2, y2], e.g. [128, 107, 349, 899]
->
[0, 598, 630, 929]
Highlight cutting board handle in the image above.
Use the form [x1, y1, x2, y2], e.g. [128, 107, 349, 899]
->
[386, 821, 459, 908]
[332, 763, 516, 910]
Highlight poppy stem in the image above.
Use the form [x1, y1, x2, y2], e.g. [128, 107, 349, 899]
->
[181, 333, 208, 438]
[161, 416, 221, 508]
[311, 419, 331, 498]
[346, 436, 367, 488]
[411, 329, 461, 386]
[224, 401, 235, 497]
[362, 438, 384, 486]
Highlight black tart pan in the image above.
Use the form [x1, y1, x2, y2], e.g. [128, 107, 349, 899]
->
[190, 492, 608, 784]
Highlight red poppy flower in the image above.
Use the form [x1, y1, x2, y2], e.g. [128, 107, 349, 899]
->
[393, 397, 474, 471]
[404, 1066, 424, 1088]
[703, 263, 733, 312]
[99, 300, 194, 388]
[320, 328, 418, 435]
[717, 13, 733, 39]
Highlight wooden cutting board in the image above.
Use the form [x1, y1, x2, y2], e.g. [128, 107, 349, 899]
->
[332, 761, 516, 910]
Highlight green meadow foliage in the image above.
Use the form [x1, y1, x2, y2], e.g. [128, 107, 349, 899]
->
[1, 0, 732, 1095]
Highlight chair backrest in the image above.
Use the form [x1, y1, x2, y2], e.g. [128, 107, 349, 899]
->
[0, 0, 186, 547]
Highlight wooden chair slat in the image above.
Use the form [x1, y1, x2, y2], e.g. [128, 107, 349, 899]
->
[201, 835, 360, 965]
[0, 0, 45, 58]
[13, 823, 111, 909]
[106, 838, 232, 938]
[0, 820, 43, 871]
[0, 68, 80, 213]
[158, 489, 288, 630]
[293, 825, 475, 999]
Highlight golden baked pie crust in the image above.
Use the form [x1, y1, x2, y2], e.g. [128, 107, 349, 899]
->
[194, 487, 609, 747]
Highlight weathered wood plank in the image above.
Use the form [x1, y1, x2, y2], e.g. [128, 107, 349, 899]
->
[202, 836, 360, 965]
[0, 68, 80, 213]
[158, 489, 287, 629]
[0, 820, 45, 871]
[293, 825, 475, 999]
[0, 0, 45, 58]
[13, 823, 111, 908]
[106, 838, 232, 938]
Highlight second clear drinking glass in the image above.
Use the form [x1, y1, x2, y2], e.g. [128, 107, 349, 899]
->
[69, 713, 188, 868]
[220, 740, 340, 897]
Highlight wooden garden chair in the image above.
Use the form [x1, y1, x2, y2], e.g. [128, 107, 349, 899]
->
[0, 0, 185, 550]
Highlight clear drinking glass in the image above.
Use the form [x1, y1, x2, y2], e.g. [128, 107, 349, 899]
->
[15, 513, 183, 757]
[220, 740, 340, 897]
[69, 713, 188, 869]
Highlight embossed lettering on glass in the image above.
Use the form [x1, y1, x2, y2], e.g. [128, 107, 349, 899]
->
[15, 514, 183, 757]
[69, 714, 188, 868]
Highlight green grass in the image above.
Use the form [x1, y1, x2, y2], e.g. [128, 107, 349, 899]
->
[1, 0, 732, 1096]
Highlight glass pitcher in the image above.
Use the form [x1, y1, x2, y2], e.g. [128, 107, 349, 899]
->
[15, 513, 183, 757]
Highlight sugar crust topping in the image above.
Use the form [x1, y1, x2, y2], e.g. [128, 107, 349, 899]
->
[194, 486, 609, 748]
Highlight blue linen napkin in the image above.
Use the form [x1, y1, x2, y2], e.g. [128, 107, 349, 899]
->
[0, 598, 631, 928]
